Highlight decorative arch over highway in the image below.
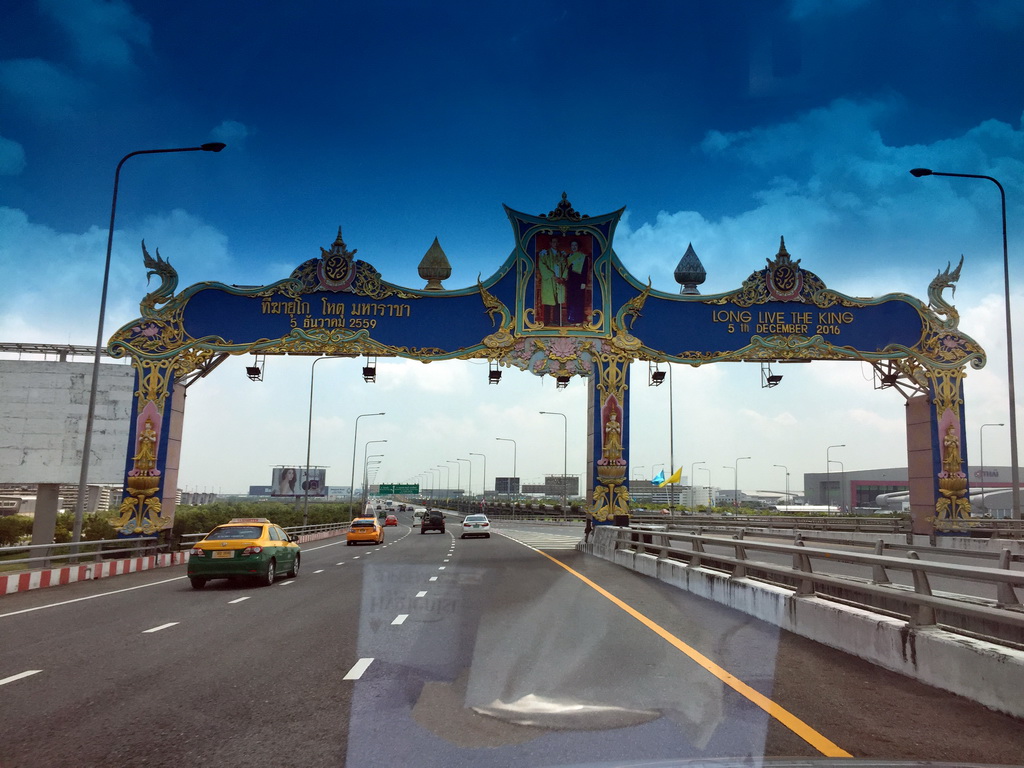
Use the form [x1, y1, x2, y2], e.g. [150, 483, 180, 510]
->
[108, 195, 985, 537]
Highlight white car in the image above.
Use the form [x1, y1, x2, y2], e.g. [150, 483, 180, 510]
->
[461, 514, 491, 539]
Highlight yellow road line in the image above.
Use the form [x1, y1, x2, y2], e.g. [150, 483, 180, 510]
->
[536, 548, 851, 758]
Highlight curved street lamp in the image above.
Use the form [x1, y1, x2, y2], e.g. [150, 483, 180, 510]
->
[911, 168, 1019, 520]
[349, 413, 385, 510]
[73, 142, 227, 545]
[458, 458, 472, 502]
[734, 456, 751, 509]
[691, 461, 706, 508]
[437, 464, 450, 506]
[469, 452, 487, 499]
[447, 460, 461, 500]
[303, 356, 344, 525]
[496, 437, 517, 499]
[539, 411, 568, 510]
[773, 464, 790, 508]
[826, 444, 845, 513]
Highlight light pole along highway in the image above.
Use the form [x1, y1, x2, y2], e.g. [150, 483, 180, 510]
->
[540, 411, 568, 511]
[74, 141, 226, 545]
[349, 413, 385, 512]
[911, 168, 1020, 520]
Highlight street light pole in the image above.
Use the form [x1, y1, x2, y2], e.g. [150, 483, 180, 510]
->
[980, 422, 1005, 512]
[349, 413, 385, 511]
[437, 464, 450, 506]
[470, 452, 486, 501]
[700, 466, 713, 507]
[496, 438, 517, 499]
[73, 142, 226, 544]
[458, 458, 472, 504]
[539, 412, 567, 510]
[691, 461, 706, 509]
[304, 356, 342, 526]
[911, 168, 1020, 520]
[773, 464, 790, 509]
[363, 455, 383, 503]
[667, 364, 675, 514]
[448, 460, 461, 503]
[734, 457, 750, 509]
[826, 444, 845, 514]
[429, 468, 440, 500]
[362, 440, 387, 504]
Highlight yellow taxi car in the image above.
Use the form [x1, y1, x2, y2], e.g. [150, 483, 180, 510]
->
[187, 518, 300, 589]
[347, 516, 384, 546]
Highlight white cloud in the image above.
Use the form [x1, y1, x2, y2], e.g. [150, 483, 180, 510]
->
[38, 0, 152, 70]
[210, 120, 250, 149]
[0, 58, 86, 122]
[0, 206, 232, 345]
[0, 135, 26, 175]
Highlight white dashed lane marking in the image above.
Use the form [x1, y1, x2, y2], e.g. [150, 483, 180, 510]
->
[0, 670, 41, 686]
[142, 622, 178, 634]
[344, 658, 374, 680]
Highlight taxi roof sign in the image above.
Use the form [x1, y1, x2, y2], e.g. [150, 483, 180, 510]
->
[227, 518, 271, 523]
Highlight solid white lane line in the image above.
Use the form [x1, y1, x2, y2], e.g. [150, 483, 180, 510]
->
[228, 597, 250, 604]
[344, 658, 374, 680]
[142, 622, 178, 634]
[416, 591, 427, 597]
[0, 670, 42, 686]
[0, 576, 187, 619]
[392, 614, 408, 625]
[313, 569, 324, 574]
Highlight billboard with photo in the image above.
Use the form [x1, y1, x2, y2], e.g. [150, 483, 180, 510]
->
[270, 467, 327, 497]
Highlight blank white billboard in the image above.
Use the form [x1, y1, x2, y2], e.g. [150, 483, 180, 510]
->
[0, 360, 135, 484]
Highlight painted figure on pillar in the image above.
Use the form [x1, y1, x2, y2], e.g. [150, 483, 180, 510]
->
[942, 424, 963, 476]
[133, 417, 158, 472]
[113, 402, 171, 536]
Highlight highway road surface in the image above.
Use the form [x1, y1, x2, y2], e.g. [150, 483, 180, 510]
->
[2, 513, 1022, 767]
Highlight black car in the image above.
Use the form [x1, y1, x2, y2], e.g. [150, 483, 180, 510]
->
[420, 509, 445, 534]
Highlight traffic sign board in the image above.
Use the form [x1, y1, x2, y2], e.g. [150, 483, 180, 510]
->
[379, 483, 419, 495]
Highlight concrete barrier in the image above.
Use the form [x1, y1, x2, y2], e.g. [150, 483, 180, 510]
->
[580, 526, 1024, 719]
[0, 552, 189, 595]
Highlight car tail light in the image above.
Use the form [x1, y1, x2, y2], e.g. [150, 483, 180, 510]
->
[241, 546, 263, 556]
[189, 548, 204, 557]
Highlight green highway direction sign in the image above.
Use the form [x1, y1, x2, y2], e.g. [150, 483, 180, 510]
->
[378, 483, 419, 495]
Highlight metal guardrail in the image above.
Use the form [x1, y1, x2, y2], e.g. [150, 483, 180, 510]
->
[0, 537, 161, 568]
[179, 521, 350, 546]
[629, 514, 908, 533]
[603, 526, 1024, 645]
[629, 513, 1024, 538]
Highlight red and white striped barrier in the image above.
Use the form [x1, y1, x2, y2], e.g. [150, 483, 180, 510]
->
[0, 552, 188, 596]
[1, 528, 350, 596]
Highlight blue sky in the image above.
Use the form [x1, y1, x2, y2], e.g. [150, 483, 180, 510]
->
[2, 0, 1024, 498]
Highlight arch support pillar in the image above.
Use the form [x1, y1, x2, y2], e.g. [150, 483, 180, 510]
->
[589, 356, 631, 523]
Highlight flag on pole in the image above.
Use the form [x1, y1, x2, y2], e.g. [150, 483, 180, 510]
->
[651, 470, 666, 485]
[658, 467, 682, 488]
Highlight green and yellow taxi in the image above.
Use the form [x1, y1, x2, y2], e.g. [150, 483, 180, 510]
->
[187, 518, 300, 589]
[346, 516, 384, 545]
